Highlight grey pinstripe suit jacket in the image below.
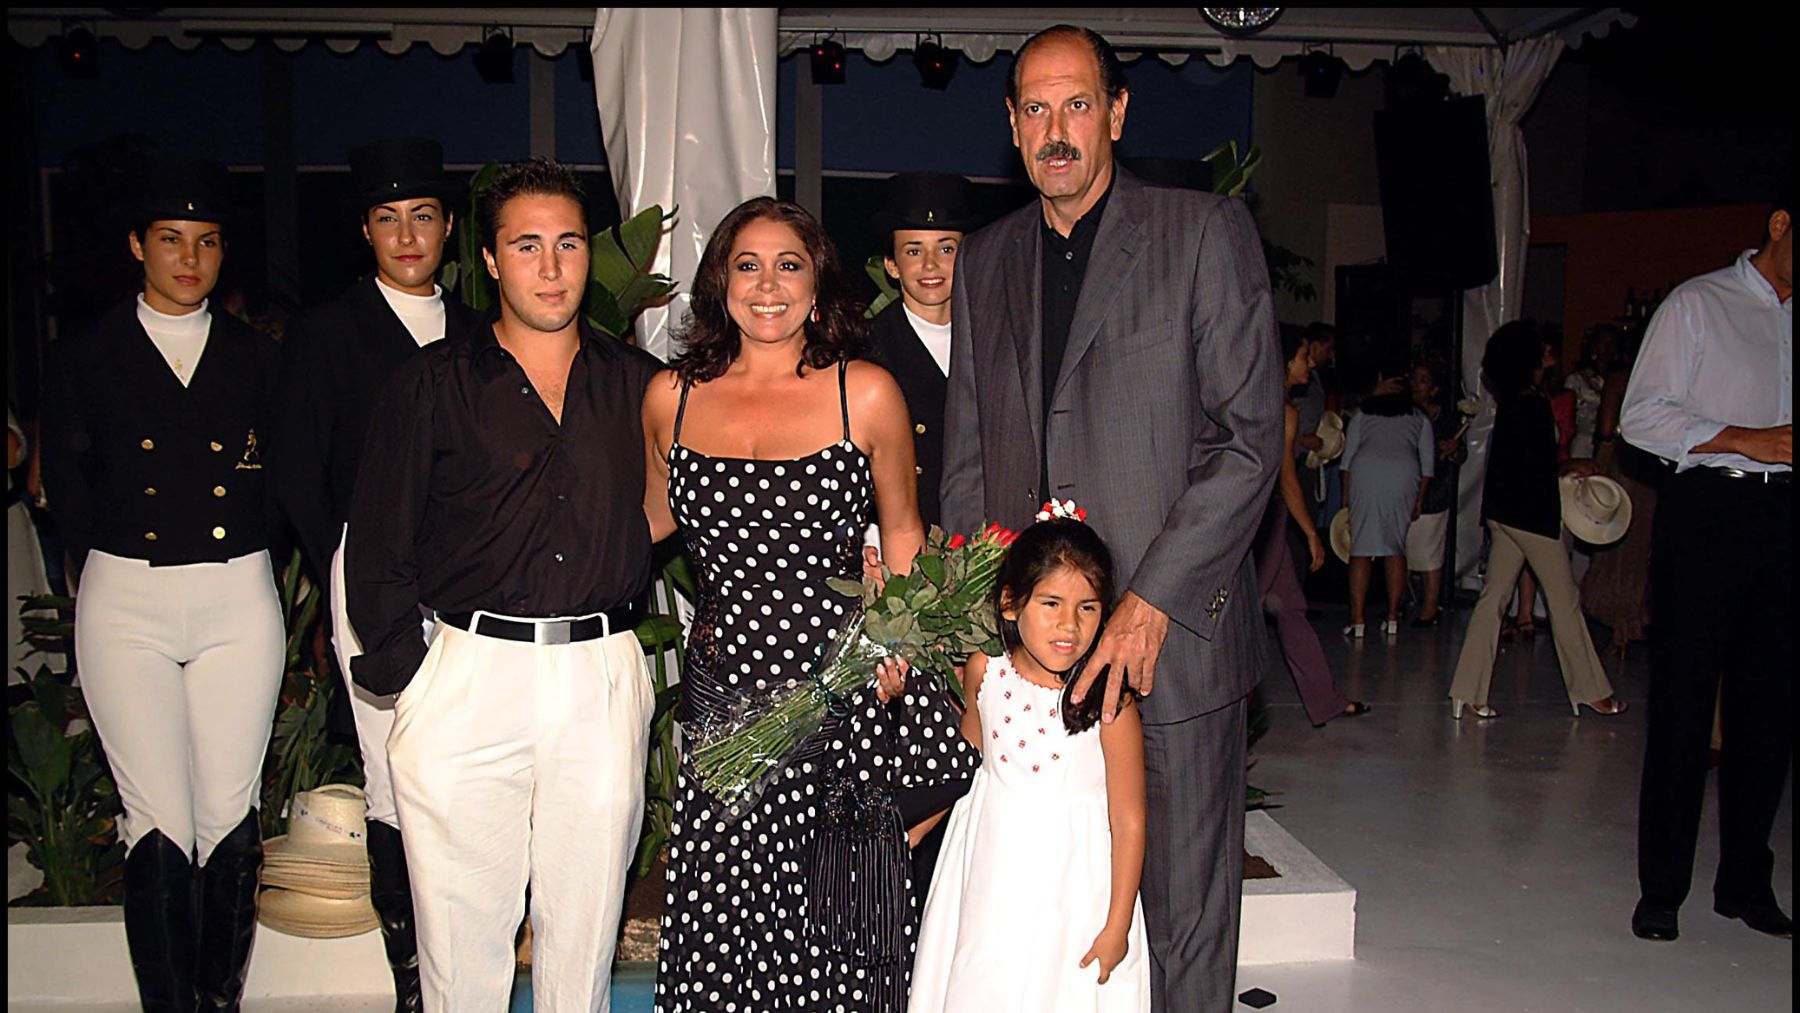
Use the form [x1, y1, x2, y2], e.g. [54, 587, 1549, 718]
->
[940, 168, 1284, 724]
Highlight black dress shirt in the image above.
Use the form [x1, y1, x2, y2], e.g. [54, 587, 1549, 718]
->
[40, 299, 282, 567]
[346, 320, 663, 695]
[272, 277, 482, 577]
[1040, 178, 1114, 493]
[1482, 393, 1562, 539]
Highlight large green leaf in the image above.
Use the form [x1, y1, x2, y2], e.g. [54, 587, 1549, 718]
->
[617, 204, 670, 268]
[662, 553, 699, 600]
[445, 162, 503, 312]
[632, 614, 685, 650]
[863, 255, 900, 319]
[11, 704, 71, 803]
[589, 205, 677, 338]
[584, 284, 631, 340]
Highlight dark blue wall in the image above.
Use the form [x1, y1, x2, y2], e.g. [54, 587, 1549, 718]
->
[776, 50, 1254, 179]
[28, 37, 602, 167]
[31, 39, 1249, 178]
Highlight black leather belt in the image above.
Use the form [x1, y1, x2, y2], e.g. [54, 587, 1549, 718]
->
[1693, 466, 1791, 485]
[439, 605, 640, 645]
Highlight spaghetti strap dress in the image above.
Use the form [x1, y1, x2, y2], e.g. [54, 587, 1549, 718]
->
[656, 362, 980, 1011]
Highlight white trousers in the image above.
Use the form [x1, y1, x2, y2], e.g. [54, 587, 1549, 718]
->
[389, 619, 652, 1013]
[75, 550, 284, 863]
[329, 525, 431, 829]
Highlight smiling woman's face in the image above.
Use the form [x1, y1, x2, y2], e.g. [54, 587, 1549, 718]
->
[727, 216, 816, 349]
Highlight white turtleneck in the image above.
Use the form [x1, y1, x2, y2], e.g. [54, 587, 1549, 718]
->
[375, 278, 449, 347]
[903, 303, 953, 377]
[136, 295, 211, 387]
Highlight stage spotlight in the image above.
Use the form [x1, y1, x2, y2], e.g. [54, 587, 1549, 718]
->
[56, 25, 98, 78]
[913, 38, 959, 90]
[810, 38, 846, 85]
[1299, 49, 1341, 98]
[474, 27, 514, 84]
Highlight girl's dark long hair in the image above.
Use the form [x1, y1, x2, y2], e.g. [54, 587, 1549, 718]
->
[670, 196, 868, 384]
[992, 519, 1128, 734]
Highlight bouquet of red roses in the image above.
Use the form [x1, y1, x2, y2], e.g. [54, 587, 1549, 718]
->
[689, 521, 1017, 816]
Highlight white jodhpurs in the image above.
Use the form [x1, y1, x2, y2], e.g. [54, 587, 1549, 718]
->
[389, 619, 652, 1013]
[75, 550, 284, 863]
[329, 525, 434, 830]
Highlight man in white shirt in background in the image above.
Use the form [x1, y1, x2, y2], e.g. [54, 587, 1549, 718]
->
[1622, 194, 1792, 944]
[270, 137, 479, 1012]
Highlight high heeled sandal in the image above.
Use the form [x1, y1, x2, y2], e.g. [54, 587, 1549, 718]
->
[1380, 619, 1400, 636]
[1573, 697, 1629, 717]
[1450, 698, 1498, 720]
[1342, 623, 1365, 639]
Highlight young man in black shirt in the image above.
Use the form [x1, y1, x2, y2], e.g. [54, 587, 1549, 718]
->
[271, 138, 476, 1012]
[346, 159, 661, 1012]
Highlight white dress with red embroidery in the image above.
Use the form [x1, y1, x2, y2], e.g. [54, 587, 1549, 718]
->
[908, 652, 1150, 1012]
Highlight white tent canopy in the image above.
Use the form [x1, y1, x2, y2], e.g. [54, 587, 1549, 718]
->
[778, 8, 1632, 69]
[10, 8, 1631, 66]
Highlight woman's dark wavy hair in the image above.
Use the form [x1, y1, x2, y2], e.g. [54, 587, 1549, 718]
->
[670, 197, 868, 384]
[1278, 323, 1309, 366]
[992, 518, 1129, 734]
[1482, 319, 1546, 402]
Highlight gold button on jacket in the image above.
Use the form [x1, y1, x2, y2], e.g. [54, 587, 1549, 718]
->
[210, 441, 224, 452]
[140, 439, 155, 450]
[211, 526, 227, 540]
[213, 486, 227, 497]
[914, 422, 927, 435]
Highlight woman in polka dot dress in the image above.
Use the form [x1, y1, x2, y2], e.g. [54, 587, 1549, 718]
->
[643, 197, 981, 1011]
[909, 518, 1151, 1013]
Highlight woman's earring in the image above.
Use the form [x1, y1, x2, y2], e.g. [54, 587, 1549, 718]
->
[810, 305, 821, 323]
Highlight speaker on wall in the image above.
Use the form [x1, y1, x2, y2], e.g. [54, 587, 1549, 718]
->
[1373, 95, 1498, 293]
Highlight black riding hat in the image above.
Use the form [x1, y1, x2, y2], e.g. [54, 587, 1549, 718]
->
[871, 171, 982, 236]
[347, 138, 463, 211]
[137, 156, 235, 226]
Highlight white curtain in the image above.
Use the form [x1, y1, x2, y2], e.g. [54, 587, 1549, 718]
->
[592, 8, 778, 360]
[1426, 36, 1564, 587]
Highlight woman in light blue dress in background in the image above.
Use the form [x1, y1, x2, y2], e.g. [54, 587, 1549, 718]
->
[1341, 369, 1435, 637]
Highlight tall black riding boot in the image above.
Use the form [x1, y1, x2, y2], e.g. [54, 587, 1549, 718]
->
[195, 812, 262, 1012]
[122, 829, 199, 1013]
[365, 820, 423, 1013]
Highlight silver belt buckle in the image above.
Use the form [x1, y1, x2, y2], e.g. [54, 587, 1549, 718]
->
[536, 620, 572, 646]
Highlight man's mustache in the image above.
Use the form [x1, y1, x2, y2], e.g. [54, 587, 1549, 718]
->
[1035, 141, 1081, 163]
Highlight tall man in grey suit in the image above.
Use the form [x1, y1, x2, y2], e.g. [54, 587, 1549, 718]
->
[940, 25, 1283, 1012]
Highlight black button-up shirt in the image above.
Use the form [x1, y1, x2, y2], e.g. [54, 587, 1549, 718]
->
[1040, 176, 1114, 495]
[346, 319, 662, 695]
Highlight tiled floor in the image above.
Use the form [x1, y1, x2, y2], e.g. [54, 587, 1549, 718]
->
[1228, 604, 1793, 1012]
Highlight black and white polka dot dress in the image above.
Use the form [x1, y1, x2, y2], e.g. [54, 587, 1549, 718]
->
[657, 363, 980, 1012]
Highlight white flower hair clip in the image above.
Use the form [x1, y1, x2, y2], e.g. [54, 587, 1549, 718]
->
[1035, 498, 1089, 523]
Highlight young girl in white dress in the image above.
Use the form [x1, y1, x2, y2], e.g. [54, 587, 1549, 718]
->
[909, 512, 1151, 1013]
